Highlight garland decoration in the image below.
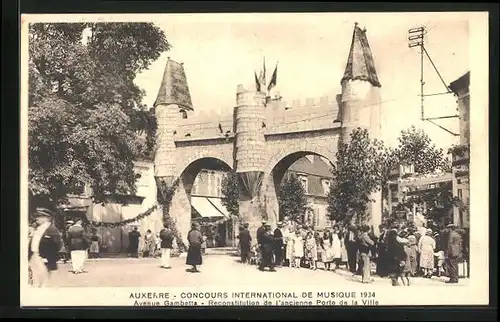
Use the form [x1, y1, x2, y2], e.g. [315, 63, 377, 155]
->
[156, 178, 187, 251]
[89, 205, 157, 228]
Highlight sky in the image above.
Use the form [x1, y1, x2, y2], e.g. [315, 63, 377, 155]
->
[132, 12, 471, 151]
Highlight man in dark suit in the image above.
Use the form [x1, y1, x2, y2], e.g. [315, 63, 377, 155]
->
[238, 223, 252, 264]
[273, 222, 285, 267]
[344, 224, 358, 274]
[67, 219, 89, 274]
[445, 223, 464, 283]
[28, 208, 62, 287]
[159, 223, 174, 269]
[128, 227, 141, 258]
[259, 224, 276, 272]
[256, 220, 267, 246]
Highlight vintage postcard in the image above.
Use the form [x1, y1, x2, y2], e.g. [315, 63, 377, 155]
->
[20, 12, 489, 307]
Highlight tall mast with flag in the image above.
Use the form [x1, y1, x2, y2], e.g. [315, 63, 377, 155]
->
[258, 57, 266, 92]
[267, 61, 278, 96]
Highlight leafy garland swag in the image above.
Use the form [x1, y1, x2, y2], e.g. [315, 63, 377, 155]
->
[90, 178, 183, 246]
[156, 178, 186, 251]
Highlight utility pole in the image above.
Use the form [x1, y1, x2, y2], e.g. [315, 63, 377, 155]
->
[408, 26, 459, 136]
[408, 27, 426, 120]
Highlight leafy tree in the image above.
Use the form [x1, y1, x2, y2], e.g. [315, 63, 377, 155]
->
[28, 22, 170, 207]
[392, 126, 451, 174]
[221, 170, 240, 217]
[279, 173, 309, 224]
[327, 128, 386, 225]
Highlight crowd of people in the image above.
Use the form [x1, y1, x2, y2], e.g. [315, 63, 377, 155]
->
[236, 216, 468, 286]
[28, 207, 209, 287]
[28, 205, 467, 288]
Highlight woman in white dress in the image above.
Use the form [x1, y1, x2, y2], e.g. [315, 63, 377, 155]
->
[331, 226, 343, 271]
[418, 228, 436, 277]
[304, 231, 318, 270]
[284, 228, 294, 267]
[292, 230, 304, 269]
[321, 231, 333, 270]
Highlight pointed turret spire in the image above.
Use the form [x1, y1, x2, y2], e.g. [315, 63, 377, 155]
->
[154, 57, 193, 110]
[341, 24, 381, 87]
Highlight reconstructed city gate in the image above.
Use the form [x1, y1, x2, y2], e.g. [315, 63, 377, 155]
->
[154, 24, 384, 243]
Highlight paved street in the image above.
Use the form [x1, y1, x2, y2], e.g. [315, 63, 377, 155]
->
[46, 254, 468, 288]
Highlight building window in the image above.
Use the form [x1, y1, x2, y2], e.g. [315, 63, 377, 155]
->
[314, 208, 320, 227]
[207, 171, 214, 197]
[457, 189, 463, 201]
[192, 175, 200, 195]
[322, 179, 331, 196]
[215, 174, 223, 197]
[180, 110, 188, 119]
[298, 176, 308, 194]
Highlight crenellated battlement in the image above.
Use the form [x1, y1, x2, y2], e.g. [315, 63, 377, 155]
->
[172, 93, 343, 141]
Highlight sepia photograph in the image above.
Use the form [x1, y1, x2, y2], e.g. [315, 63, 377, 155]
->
[20, 12, 489, 307]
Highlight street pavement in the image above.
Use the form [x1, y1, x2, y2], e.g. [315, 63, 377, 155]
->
[46, 254, 468, 288]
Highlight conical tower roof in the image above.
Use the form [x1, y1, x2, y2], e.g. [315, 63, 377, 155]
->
[154, 57, 193, 110]
[341, 23, 381, 87]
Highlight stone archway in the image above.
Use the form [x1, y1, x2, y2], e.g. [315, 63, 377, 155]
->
[169, 156, 233, 246]
[261, 146, 336, 229]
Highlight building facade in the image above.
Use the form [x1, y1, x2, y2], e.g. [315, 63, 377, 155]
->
[448, 72, 470, 228]
[386, 164, 453, 225]
[286, 155, 333, 229]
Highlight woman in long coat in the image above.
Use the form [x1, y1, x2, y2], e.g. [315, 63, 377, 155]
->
[186, 223, 204, 272]
[418, 228, 436, 277]
[386, 230, 408, 286]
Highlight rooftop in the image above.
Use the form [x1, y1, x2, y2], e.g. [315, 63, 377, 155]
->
[448, 71, 470, 94]
[154, 57, 193, 110]
[341, 23, 381, 87]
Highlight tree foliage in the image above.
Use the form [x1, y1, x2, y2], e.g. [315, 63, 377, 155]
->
[392, 126, 451, 174]
[221, 170, 240, 217]
[327, 128, 386, 224]
[279, 173, 309, 224]
[28, 23, 169, 206]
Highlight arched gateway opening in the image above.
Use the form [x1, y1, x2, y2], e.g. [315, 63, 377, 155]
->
[269, 151, 335, 229]
[177, 157, 234, 249]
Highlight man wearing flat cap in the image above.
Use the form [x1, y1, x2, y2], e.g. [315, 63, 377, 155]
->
[28, 207, 62, 287]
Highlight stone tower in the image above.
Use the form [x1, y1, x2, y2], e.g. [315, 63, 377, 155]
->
[340, 23, 383, 233]
[153, 57, 193, 242]
[234, 84, 267, 240]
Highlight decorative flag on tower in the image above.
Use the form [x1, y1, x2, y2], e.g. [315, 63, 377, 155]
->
[254, 71, 261, 92]
[267, 62, 278, 92]
[258, 57, 266, 89]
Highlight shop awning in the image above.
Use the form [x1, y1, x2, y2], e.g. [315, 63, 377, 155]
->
[191, 197, 225, 218]
[207, 198, 231, 218]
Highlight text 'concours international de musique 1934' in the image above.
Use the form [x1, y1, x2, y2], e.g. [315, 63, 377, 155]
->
[20, 11, 489, 308]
